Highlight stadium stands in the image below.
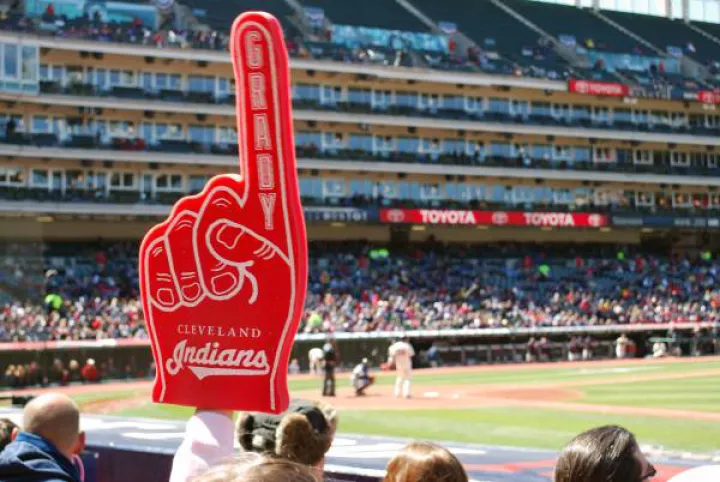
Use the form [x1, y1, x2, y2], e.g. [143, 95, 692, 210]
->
[306, 0, 425, 32]
[2, 1, 720, 346]
[603, 10, 720, 65]
[181, 0, 299, 38]
[1, 241, 719, 343]
[504, 0, 637, 53]
[411, 0, 568, 77]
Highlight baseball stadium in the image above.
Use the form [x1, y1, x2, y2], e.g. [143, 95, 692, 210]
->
[0, 0, 719, 481]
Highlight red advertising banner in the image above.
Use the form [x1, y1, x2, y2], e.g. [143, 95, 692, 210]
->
[568, 79, 629, 98]
[697, 90, 720, 104]
[380, 209, 608, 228]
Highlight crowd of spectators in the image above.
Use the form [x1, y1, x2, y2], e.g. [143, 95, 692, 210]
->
[0, 241, 719, 344]
[0, 392, 716, 482]
[3, 356, 148, 389]
[0, 242, 142, 342]
[302, 242, 720, 333]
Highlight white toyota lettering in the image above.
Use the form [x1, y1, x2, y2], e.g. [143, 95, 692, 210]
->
[419, 210, 476, 225]
[522, 212, 576, 227]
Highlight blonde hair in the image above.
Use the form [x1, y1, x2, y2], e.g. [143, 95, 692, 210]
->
[193, 453, 319, 482]
[384, 442, 468, 482]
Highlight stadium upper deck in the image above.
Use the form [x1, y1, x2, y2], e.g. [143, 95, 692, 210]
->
[3, 0, 720, 242]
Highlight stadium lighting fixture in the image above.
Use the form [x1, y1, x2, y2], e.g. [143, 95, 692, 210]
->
[36, 216, 54, 223]
[330, 222, 345, 227]
[411, 225, 426, 231]
[600, 227, 612, 232]
[540, 227, 552, 231]
[641, 228, 654, 233]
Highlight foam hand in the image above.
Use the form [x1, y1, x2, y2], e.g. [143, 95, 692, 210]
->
[139, 12, 307, 413]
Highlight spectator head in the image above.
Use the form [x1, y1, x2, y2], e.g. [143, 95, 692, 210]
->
[384, 442, 468, 482]
[237, 400, 336, 472]
[0, 418, 18, 451]
[554, 426, 655, 482]
[69, 360, 79, 371]
[20, 394, 85, 460]
[195, 453, 318, 482]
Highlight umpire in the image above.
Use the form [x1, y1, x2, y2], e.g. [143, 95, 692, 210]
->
[322, 337, 338, 397]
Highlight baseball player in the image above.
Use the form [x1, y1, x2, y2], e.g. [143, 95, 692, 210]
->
[387, 336, 415, 398]
[351, 358, 374, 396]
[322, 337, 338, 397]
[308, 347, 324, 376]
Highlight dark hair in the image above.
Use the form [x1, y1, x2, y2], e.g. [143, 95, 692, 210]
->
[554, 426, 642, 482]
[384, 442, 468, 482]
[0, 418, 17, 451]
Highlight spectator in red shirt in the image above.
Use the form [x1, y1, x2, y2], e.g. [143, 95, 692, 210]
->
[575, 256, 584, 269]
[81, 359, 99, 383]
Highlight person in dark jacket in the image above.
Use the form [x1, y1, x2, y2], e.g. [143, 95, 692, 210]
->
[0, 393, 85, 482]
[321, 337, 338, 397]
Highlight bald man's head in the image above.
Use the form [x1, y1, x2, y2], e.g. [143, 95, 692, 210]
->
[22, 394, 82, 457]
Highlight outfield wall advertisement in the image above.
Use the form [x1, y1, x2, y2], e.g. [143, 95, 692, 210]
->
[379, 209, 608, 228]
[612, 215, 720, 229]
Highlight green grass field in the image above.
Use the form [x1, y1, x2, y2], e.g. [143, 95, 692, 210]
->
[74, 358, 720, 453]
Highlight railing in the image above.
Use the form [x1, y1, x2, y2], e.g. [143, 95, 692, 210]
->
[0, 322, 714, 349]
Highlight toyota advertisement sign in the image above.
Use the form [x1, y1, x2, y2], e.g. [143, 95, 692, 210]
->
[379, 209, 608, 228]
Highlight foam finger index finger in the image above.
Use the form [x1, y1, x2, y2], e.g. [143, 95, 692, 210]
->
[230, 12, 302, 258]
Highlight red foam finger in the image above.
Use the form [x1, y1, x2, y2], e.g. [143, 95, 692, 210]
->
[139, 12, 307, 413]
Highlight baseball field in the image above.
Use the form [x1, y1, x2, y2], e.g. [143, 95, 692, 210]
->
[33, 357, 720, 455]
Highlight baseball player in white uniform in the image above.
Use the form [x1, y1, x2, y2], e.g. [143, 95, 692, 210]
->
[387, 336, 415, 398]
[308, 347, 324, 375]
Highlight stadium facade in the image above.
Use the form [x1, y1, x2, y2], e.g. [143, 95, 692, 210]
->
[1, 0, 720, 251]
